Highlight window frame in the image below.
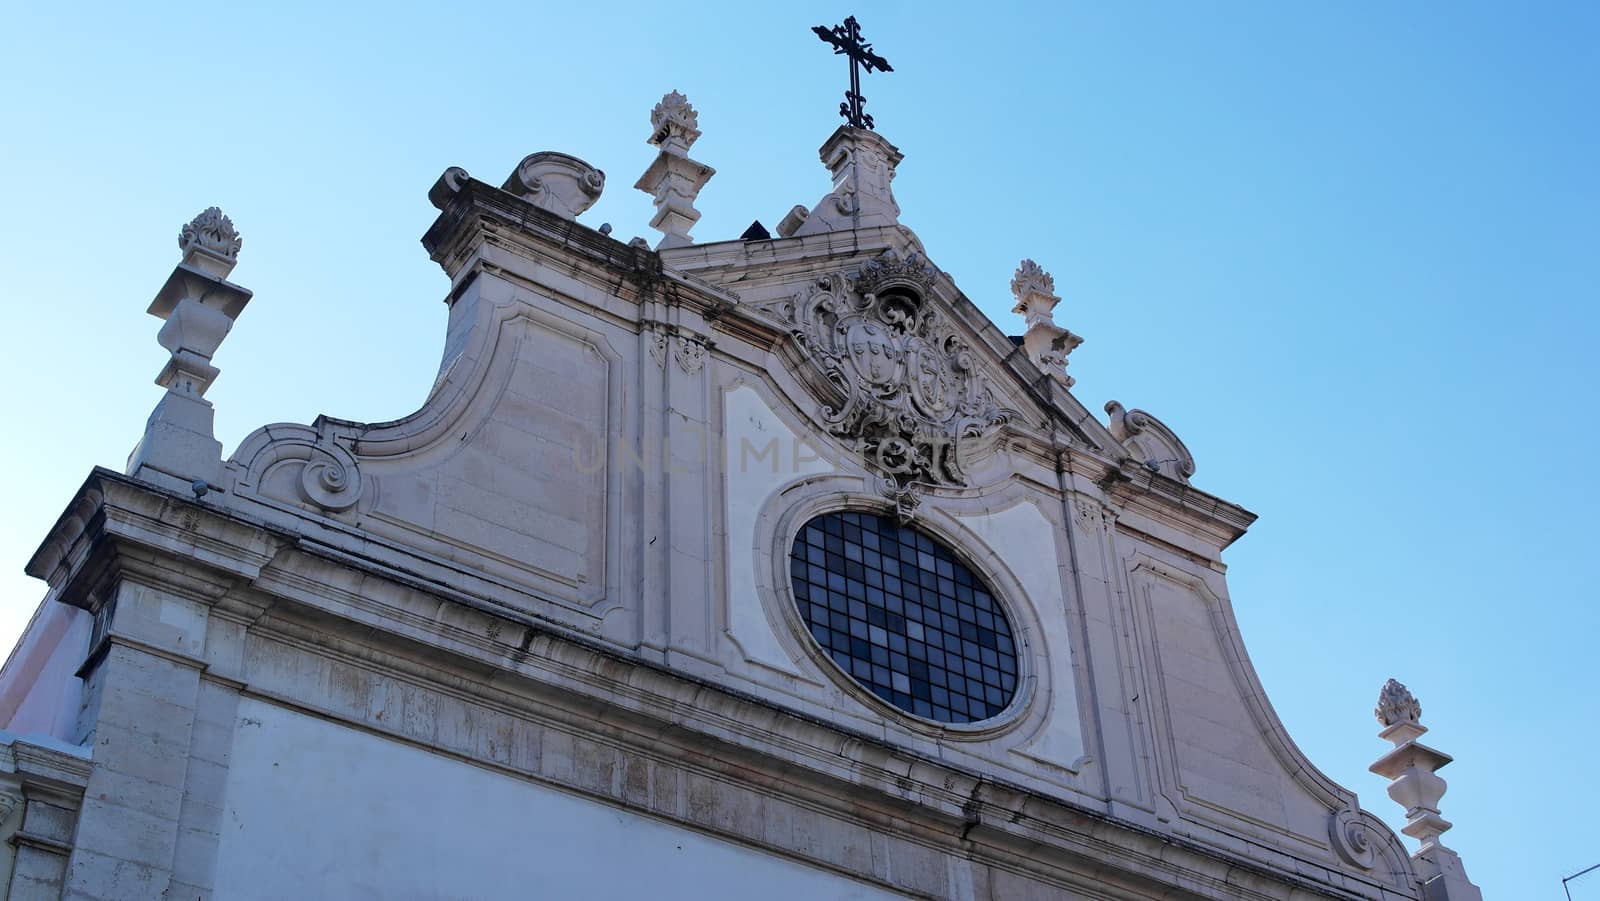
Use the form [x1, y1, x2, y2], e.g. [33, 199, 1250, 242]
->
[788, 510, 1021, 725]
[765, 492, 1039, 739]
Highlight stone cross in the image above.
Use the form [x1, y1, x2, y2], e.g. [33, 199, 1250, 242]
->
[812, 16, 893, 130]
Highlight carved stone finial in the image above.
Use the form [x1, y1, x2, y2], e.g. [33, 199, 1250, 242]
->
[177, 207, 242, 278]
[1010, 259, 1057, 319]
[129, 208, 255, 492]
[1009, 260, 1080, 386]
[503, 152, 605, 221]
[1376, 678, 1422, 727]
[152, 208, 253, 397]
[179, 207, 241, 258]
[649, 90, 701, 155]
[635, 90, 715, 250]
[1368, 678, 1482, 899]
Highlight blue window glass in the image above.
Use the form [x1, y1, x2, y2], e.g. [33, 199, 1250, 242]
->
[791, 511, 1017, 723]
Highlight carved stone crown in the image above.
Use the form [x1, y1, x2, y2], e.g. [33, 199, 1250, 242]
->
[649, 90, 701, 152]
[1375, 678, 1422, 727]
[852, 248, 938, 299]
[179, 207, 242, 261]
[761, 250, 1015, 512]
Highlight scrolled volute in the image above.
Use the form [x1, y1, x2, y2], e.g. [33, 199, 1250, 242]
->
[1328, 808, 1377, 869]
[298, 445, 363, 512]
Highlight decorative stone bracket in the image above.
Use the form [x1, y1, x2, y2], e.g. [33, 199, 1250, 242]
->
[1104, 401, 1195, 483]
[503, 152, 605, 220]
[229, 422, 364, 516]
[646, 325, 707, 375]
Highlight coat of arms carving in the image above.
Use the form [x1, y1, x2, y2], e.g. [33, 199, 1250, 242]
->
[761, 250, 1014, 513]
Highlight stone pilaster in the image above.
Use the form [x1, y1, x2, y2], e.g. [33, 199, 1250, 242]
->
[59, 575, 224, 901]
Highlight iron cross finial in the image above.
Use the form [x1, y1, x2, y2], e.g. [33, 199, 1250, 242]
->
[812, 15, 894, 130]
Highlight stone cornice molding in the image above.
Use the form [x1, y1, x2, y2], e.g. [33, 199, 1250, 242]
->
[25, 470, 284, 612]
[0, 734, 92, 807]
[1094, 459, 1256, 552]
[423, 174, 660, 299]
[3, 738, 91, 787]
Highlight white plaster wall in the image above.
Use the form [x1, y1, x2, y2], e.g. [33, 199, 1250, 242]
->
[0, 600, 90, 742]
[723, 385, 833, 675]
[954, 501, 1087, 771]
[1133, 564, 1329, 844]
[214, 698, 907, 901]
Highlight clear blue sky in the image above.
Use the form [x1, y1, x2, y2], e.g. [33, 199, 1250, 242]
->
[3, 2, 1595, 896]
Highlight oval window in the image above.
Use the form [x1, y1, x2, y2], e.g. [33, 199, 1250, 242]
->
[789, 511, 1018, 724]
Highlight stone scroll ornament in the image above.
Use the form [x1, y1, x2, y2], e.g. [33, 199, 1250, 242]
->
[764, 250, 1015, 517]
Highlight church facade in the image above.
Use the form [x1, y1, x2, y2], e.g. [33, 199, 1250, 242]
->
[0, 82, 1480, 899]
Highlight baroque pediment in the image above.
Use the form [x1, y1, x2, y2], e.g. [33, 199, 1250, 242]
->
[758, 250, 1015, 513]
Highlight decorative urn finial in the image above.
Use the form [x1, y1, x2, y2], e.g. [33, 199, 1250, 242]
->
[635, 89, 715, 250]
[127, 207, 254, 492]
[177, 206, 242, 275]
[1375, 678, 1422, 728]
[1008, 259, 1082, 386]
[648, 90, 701, 155]
[1367, 679, 1483, 899]
[1010, 259, 1056, 318]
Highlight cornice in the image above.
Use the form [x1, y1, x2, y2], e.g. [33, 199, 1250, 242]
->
[421, 178, 662, 304]
[25, 468, 286, 612]
[0, 733, 92, 804]
[1102, 462, 1258, 550]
